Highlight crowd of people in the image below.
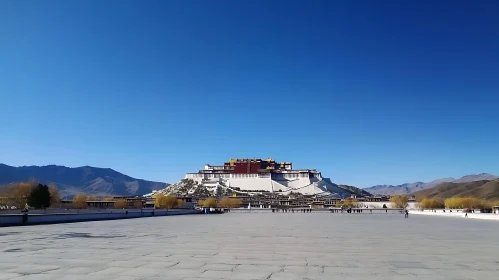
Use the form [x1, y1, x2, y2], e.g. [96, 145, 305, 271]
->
[271, 208, 313, 213]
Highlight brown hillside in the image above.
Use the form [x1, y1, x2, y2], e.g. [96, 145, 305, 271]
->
[412, 180, 499, 200]
[459, 180, 499, 200]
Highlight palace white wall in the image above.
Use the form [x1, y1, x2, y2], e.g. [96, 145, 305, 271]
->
[273, 177, 312, 190]
[227, 177, 273, 192]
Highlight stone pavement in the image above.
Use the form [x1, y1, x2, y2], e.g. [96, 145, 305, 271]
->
[1, 212, 498, 280]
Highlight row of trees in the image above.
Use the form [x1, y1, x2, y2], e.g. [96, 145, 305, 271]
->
[398, 195, 499, 209]
[0, 180, 61, 209]
[337, 198, 359, 207]
[442, 197, 499, 209]
[153, 195, 243, 209]
[337, 195, 499, 209]
[197, 197, 242, 208]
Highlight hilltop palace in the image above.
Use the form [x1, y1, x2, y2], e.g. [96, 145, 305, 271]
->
[185, 158, 351, 196]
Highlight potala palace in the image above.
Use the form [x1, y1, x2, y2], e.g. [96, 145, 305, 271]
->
[181, 158, 355, 197]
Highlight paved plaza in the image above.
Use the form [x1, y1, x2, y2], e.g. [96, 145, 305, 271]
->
[1, 212, 498, 280]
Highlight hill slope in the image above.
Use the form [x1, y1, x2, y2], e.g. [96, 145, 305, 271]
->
[0, 164, 169, 198]
[337, 184, 371, 197]
[365, 174, 498, 195]
[412, 180, 499, 200]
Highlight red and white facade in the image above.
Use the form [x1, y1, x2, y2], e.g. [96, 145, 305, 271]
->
[184, 158, 347, 196]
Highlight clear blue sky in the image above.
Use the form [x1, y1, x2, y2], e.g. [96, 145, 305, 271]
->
[1, 0, 498, 188]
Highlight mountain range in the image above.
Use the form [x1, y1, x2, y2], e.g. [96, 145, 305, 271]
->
[2, 163, 497, 199]
[364, 173, 499, 195]
[0, 164, 169, 198]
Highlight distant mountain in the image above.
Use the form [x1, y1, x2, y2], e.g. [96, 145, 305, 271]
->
[0, 164, 169, 198]
[365, 182, 426, 196]
[453, 173, 499, 183]
[364, 173, 498, 195]
[412, 179, 499, 200]
[421, 177, 456, 190]
[336, 184, 371, 197]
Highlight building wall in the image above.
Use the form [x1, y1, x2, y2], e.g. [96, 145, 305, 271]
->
[233, 162, 248, 174]
[250, 162, 261, 173]
[272, 177, 312, 190]
[228, 177, 273, 192]
[0, 209, 203, 226]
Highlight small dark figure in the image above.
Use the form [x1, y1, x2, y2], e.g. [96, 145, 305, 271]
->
[21, 208, 29, 225]
[404, 210, 409, 218]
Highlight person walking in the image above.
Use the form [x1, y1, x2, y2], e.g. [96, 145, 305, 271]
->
[404, 210, 409, 218]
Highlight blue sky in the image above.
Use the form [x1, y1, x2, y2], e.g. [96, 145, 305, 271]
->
[1, 0, 498, 188]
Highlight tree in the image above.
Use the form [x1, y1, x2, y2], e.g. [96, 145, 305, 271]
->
[420, 198, 441, 209]
[390, 195, 409, 209]
[202, 197, 217, 208]
[48, 185, 61, 208]
[10, 182, 33, 208]
[72, 194, 88, 209]
[217, 197, 231, 208]
[229, 198, 242, 208]
[153, 194, 179, 209]
[133, 200, 143, 209]
[27, 184, 51, 209]
[218, 197, 242, 208]
[114, 199, 128, 209]
[154, 193, 165, 208]
[341, 198, 359, 208]
[163, 195, 179, 209]
[197, 199, 205, 207]
[176, 198, 184, 208]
